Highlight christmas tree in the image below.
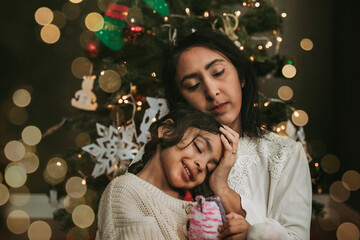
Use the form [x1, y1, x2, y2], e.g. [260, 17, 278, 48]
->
[48, 0, 320, 233]
[3, 0, 358, 239]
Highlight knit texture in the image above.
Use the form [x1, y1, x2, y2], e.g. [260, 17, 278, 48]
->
[97, 172, 195, 240]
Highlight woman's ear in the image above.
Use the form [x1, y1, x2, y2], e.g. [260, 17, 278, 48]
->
[158, 119, 174, 138]
[241, 79, 246, 88]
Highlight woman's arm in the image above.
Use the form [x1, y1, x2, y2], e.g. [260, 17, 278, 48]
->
[209, 126, 246, 216]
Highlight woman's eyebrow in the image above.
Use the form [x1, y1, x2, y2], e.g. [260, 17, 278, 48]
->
[180, 73, 197, 84]
[205, 59, 225, 70]
[180, 59, 225, 84]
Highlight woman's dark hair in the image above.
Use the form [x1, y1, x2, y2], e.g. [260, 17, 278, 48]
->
[162, 28, 264, 138]
[128, 105, 222, 176]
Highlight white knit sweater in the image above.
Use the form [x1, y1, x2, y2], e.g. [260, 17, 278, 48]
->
[97, 172, 196, 240]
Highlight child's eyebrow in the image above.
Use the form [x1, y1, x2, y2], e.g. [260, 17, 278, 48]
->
[197, 135, 213, 153]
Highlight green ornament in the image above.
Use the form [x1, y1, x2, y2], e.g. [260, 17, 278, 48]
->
[95, 16, 126, 51]
[142, 0, 169, 16]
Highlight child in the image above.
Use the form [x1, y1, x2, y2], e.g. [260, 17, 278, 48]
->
[97, 107, 238, 240]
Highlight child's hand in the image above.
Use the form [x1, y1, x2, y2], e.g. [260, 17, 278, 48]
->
[209, 125, 239, 196]
[218, 212, 250, 240]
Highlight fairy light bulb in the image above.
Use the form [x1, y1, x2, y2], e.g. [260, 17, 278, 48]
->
[281, 12, 287, 18]
[204, 11, 209, 18]
[265, 41, 273, 48]
[277, 36, 283, 42]
[235, 11, 241, 17]
[164, 16, 168, 22]
[255, 2, 260, 7]
[185, 8, 190, 15]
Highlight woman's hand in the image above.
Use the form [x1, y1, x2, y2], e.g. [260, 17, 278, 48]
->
[209, 125, 239, 196]
[218, 212, 250, 240]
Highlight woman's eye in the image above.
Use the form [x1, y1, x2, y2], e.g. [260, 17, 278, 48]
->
[186, 83, 199, 91]
[213, 69, 225, 77]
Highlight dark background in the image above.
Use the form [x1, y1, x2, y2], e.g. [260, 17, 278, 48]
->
[0, 0, 359, 222]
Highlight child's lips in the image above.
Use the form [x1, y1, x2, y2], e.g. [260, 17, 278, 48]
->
[210, 102, 228, 114]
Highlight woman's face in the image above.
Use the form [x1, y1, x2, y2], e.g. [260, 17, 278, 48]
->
[176, 46, 244, 133]
[160, 128, 222, 190]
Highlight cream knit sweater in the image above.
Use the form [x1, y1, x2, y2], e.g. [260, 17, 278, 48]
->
[97, 173, 196, 240]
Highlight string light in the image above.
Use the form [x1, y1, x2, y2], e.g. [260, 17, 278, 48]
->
[281, 12, 287, 18]
[255, 2, 260, 7]
[204, 11, 209, 18]
[185, 8, 190, 15]
[235, 11, 241, 17]
[265, 41, 273, 48]
[164, 16, 168, 22]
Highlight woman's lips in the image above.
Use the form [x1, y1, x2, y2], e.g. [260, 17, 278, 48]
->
[210, 102, 228, 114]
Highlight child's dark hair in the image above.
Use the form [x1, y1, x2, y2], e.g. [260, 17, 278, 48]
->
[162, 28, 265, 138]
[128, 105, 222, 177]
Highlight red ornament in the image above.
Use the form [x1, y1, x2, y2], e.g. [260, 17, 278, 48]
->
[84, 41, 100, 58]
[122, 25, 144, 44]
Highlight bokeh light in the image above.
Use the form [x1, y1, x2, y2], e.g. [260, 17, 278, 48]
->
[79, 30, 99, 48]
[85, 12, 104, 32]
[337, 222, 360, 240]
[72, 205, 95, 228]
[27, 220, 52, 240]
[64, 195, 86, 213]
[300, 38, 314, 51]
[66, 176, 87, 198]
[5, 165, 27, 188]
[9, 185, 30, 206]
[98, 0, 112, 12]
[13, 89, 31, 107]
[6, 210, 30, 234]
[66, 226, 90, 240]
[0, 183, 10, 206]
[282, 64, 297, 78]
[19, 152, 40, 174]
[9, 107, 28, 125]
[46, 157, 68, 180]
[321, 154, 340, 174]
[22, 125, 42, 146]
[75, 132, 91, 148]
[71, 57, 92, 79]
[40, 24, 61, 44]
[291, 110, 309, 127]
[52, 10, 67, 29]
[318, 207, 340, 231]
[126, 8, 143, 26]
[62, 2, 81, 20]
[35, 7, 54, 26]
[4, 140, 26, 161]
[70, 0, 83, 3]
[99, 70, 121, 93]
[43, 168, 66, 185]
[278, 86, 293, 101]
[342, 170, 360, 191]
[330, 181, 350, 203]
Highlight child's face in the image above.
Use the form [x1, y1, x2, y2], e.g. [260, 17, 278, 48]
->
[159, 128, 223, 190]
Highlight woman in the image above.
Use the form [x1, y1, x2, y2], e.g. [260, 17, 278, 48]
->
[162, 29, 312, 240]
[97, 107, 238, 239]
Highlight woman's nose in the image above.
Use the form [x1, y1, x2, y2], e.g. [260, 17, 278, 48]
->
[203, 78, 220, 100]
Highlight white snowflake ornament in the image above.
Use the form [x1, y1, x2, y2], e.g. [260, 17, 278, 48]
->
[137, 97, 169, 144]
[82, 122, 139, 178]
